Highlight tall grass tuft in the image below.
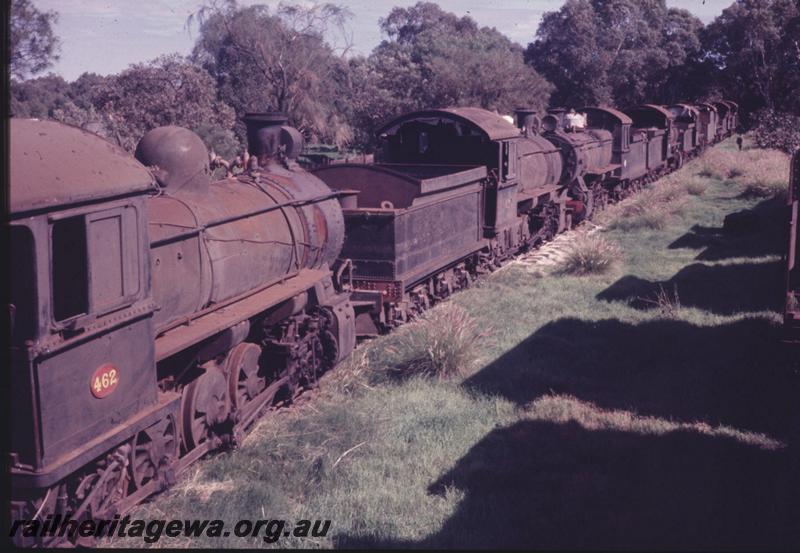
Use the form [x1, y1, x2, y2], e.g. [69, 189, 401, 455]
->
[639, 283, 682, 319]
[557, 233, 622, 276]
[384, 303, 488, 380]
[684, 176, 708, 196]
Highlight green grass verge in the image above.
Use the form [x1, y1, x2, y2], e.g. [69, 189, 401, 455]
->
[110, 138, 800, 550]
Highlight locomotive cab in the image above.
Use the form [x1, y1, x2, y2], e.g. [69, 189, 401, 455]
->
[9, 119, 178, 500]
[625, 104, 677, 173]
[667, 104, 700, 156]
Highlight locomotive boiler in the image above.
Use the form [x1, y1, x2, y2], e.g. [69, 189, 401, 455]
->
[9, 115, 355, 545]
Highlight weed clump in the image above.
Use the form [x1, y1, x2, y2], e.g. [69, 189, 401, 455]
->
[741, 177, 788, 200]
[639, 283, 682, 319]
[557, 233, 622, 276]
[684, 176, 708, 196]
[384, 303, 487, 380]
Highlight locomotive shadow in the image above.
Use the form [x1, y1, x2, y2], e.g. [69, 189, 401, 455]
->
[338, 315, 800, 550]
[463, 317, 796, 438]
[596, 260, 784, 315]
[668, 198, 786, 261]
[337, 419, 800, 550]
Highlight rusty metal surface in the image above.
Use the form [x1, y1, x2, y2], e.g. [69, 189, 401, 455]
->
[316, 163, 486, 285]
[154, 269, 329, 361]
[141, 123, 345, 332]
[544, 129, 613, 184]
[147, 170, 343, 332]
[626, 104, 674, 128]
[243, 112, 305, 163]
[313, 163, 487, 209]
[135, 126, 211, 193]
[695, 103, 719, 145]
[10, 119, 153, 215]
[376, 107, 521, 141]
[517, 133, 564, 192]
[578, 106, 634, 126]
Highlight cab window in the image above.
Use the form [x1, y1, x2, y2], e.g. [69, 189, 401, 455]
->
[51, 206, 140, 324]
[11, 225, 38, 342]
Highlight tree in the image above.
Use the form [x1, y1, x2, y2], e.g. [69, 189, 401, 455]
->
[89, 55, 240, 155]
[190, 0, 353, 145]
[370, 2, 552, 114]
[10, 73, 71, 118]
[701, 0, 800, 117]
[343, 2, 552, 149]
[526, 0, 703, 108]
[524, 0, 611, 107]
[10, 0, 60, 80]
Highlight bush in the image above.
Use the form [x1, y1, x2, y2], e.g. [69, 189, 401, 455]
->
[751, 108, 800, 154]
[685, 176, 708, 196]
[557, 233, 622, 276]
[384, 303, 487, 380]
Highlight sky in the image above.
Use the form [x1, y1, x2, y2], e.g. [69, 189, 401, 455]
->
[35, 0, 734, 82]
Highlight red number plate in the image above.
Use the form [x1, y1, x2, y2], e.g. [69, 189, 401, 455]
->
[90, 364, 119, 398]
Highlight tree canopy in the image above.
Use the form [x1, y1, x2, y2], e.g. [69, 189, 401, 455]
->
[526, 0, 703, 108]
[190, 0, 354, 146]
[340, 2, 553, 149]
[9, 0, 800, 154]
[10, 0, 61, 80]
[372, 2, 552, 115]
[701, 0, 800, 114]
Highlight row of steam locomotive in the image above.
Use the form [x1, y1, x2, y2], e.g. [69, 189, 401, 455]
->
[8, 99, 738, 544]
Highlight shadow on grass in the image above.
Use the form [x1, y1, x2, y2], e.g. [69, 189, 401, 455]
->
[668, 198, 787, 261]
[463, 317, 796, 439]
[597, 260, 784, 315]
[337, 419, 800, 550]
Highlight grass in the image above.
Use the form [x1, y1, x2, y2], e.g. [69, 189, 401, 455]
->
[382, 303, 489, 380]
[695, 144, 789, 200]
[110, 137, 800, 550]
[557, 233, 622, 275]
[598, 176, 690, 231]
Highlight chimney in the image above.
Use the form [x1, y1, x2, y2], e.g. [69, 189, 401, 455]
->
[242, 112, 304, 165]
[514, 108, 539, 138]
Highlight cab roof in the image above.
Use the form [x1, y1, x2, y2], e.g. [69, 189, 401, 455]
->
[376, 107, 521, 141]
[10, 118, 153, 215]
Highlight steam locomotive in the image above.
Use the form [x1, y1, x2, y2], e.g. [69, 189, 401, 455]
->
[8, 99, 737, 545]
[9, 114, 355, 544]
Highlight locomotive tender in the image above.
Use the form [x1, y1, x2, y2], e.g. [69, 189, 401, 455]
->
[8, 97, 737, 544]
